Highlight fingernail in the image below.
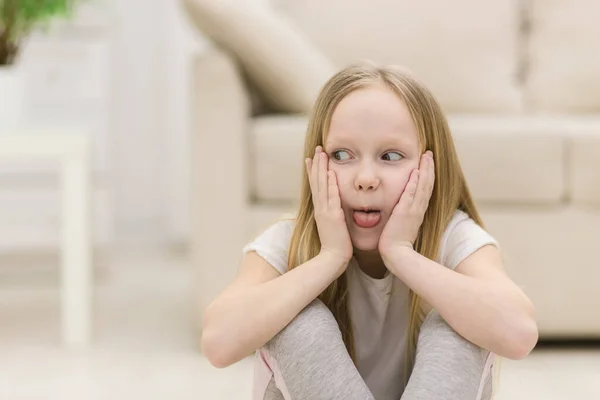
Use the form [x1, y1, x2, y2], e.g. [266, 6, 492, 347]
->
[427, 150, 433, 158]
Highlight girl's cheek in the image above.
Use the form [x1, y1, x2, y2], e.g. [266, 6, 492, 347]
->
[330, 167, 346, 187]
[335, 174, 352, 205]
[388, 172, 411, 200]
[337, 179, 349, 202]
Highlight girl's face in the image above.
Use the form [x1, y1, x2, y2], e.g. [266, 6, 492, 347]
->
[324, 83, 421, 251]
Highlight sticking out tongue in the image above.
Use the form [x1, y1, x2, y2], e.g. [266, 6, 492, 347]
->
[353, 210, 381, 228]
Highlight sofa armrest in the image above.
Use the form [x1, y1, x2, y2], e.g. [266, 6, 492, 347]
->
[190, 46, 250, 336]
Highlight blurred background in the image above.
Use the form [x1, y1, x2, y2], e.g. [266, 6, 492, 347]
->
[1, 0, 599, 399]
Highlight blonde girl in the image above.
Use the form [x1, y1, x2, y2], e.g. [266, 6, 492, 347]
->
[200, 63, 538, 400]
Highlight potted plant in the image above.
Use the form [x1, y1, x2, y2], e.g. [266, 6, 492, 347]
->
[0, 0, 81, 127]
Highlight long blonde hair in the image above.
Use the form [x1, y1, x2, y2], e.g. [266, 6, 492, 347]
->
[287, 63, 488, 384]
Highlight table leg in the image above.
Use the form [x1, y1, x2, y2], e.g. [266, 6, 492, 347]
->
[61, 146, 92, 347]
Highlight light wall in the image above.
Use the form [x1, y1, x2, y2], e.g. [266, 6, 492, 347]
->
[0, 0, 207, 251]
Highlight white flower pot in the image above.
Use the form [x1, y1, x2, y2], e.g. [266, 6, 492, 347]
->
[0, 66, 24, 130]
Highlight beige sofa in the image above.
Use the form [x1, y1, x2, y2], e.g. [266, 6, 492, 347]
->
[184, 0, 600, 341]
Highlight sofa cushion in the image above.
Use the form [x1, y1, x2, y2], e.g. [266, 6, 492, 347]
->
[525, 0, 600, 112]
[182, 0, 336, 113]
[481, 206, 600, 336]
[449, 116, 566, 205]
[250, 115, 569, 205]
[250, 115, 307, 202]
[272, 0, 522, 113]
[566, 119, 600, 206]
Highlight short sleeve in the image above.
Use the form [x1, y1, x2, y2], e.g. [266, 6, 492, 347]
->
[242, 219, 296, 275]
[437, 210, 499, 270]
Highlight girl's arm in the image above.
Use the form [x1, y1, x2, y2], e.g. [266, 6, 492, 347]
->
[383, 244, 538, 360]
[201, 251, 347, 368]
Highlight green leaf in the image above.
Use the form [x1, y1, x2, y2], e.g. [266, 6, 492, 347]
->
[0, 0, 86, 64]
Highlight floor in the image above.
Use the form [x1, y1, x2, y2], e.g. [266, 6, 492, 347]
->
[1, 249, 599, 399]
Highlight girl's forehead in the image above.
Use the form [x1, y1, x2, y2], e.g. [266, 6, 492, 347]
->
[325, 127, 419, 152]
[325, 85, 419, 145]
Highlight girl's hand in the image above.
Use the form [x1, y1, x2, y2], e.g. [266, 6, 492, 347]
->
[305, 146, 353, 266]
[378, 151, 435, 257]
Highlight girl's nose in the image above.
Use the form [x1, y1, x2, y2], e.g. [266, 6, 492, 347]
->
[354, 167, 380, 191]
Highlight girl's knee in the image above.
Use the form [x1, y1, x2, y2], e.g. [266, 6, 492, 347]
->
[407, 311, 495, 400]
[418, 310, 489, 362]
[265, 299, 342, 354]
[419, 310, 461, 345]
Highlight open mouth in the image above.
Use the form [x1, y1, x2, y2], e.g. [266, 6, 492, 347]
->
[352, 208, 381, 228]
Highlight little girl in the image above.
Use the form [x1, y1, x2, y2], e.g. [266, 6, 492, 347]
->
[200, 64, 538, 400]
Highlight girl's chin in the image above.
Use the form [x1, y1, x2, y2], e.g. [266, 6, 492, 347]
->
[350, 236, 380, 252]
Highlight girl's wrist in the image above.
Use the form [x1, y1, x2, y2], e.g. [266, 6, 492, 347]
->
[381, 242, 416, 273]
[379, 241, 414, 259]
[318, 249, 351, 275]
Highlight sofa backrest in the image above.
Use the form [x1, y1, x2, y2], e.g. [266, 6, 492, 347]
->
[272, 0, 600, 114]
[524, 0, 600, 113]
[272, 0, 524, 113]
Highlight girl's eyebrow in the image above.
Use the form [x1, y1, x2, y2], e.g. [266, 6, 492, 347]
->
[324, 140, 354, 154]
[323, 134, 348, 150]
[326, 133, 411, 151]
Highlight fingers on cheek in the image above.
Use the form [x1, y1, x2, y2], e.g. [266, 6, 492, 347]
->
[429, 157, 435, 191]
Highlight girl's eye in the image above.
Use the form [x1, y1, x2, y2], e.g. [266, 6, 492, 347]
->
[332, 150, 351, 161]
[382, 152, 403, 161]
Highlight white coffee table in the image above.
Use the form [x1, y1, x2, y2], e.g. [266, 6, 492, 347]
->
[0, 129, 92, 348]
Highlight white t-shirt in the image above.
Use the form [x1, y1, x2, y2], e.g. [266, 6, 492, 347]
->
[243, 209, 498, 400]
